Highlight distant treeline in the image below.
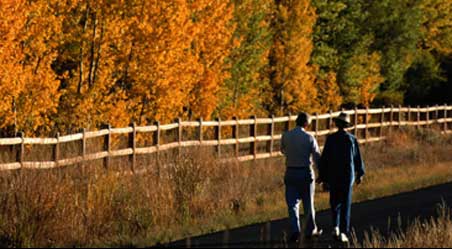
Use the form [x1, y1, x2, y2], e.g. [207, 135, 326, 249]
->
[0, 0, 451, 136]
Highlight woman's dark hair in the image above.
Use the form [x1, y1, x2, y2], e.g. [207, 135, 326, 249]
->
[296, 112, 311, 127]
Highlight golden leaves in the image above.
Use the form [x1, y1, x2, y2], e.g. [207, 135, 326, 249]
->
[270, 0, 319, 115]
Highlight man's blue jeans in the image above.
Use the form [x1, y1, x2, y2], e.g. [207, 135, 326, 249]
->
[284, 168, 317, 236]
[330, 184, 353, 235]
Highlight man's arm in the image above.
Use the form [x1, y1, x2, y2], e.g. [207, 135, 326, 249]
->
[317, 136, 331, 183]
[280, 132, 286, 155]
[311, 136, 321, 170]
[353, 137, 365, 183]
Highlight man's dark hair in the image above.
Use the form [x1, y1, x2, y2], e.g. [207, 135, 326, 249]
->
[296, 112, 311, 127]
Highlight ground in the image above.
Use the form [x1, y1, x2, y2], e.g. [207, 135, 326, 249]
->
[164, 181, 452, 248]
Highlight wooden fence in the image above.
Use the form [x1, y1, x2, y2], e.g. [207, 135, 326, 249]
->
[0, 105, 451, 172]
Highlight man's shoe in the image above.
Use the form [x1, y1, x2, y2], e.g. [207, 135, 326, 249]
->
[289, 232, 300, 243]
[305, 228, 323, 240]
[312, 228, 323, 237]
[332, 226, 340, 239]
[338, 233, 349, 243]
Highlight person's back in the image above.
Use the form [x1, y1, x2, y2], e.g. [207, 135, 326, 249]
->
[282, 127, 319, 169]
[322, 130, 362, 186]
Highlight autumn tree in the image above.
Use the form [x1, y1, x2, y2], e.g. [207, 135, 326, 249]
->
[116, 0, 201, 124]
[315, 70, 342, 112]
[218, 0, 274, 119]
[0, 0, 61, 136]
[419, 0, 452, 56]
[186, 0, 236, 120]
[52, 0, 133, 133]
[311, 0, 384, 107]
[269, 0, 319, 115]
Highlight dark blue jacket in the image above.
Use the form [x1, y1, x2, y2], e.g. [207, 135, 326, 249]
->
[319, 130, 365, 187]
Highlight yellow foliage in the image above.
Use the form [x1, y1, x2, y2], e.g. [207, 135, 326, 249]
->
[269, 0, 319, 115]
[187, 0, 236, 120]
[315, 70, 343, 112]
[419, 0, 452, 55]
[342, 52, 384, 107]
[0, 0, 61, 136]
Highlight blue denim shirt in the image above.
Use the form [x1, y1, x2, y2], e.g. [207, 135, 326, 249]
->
[319, 130, 365, 187]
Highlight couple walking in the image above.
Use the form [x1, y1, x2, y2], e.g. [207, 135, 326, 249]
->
[281, 112, 365, 244]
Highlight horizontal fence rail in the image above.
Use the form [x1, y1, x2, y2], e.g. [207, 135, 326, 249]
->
[0, 105, 451, 171]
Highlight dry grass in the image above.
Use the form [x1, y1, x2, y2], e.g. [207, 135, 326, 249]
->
[0, 148, 285, 247]
[0, 127, 451, 247]
[353, 204, 452, 248]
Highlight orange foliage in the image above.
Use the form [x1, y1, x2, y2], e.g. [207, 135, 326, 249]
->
[269, 0, 319, 115]
[118, 0, 200, 124]
[315, 70, 343, 112]
[0, 0, 61, 136]
[186, 0, 236, 120]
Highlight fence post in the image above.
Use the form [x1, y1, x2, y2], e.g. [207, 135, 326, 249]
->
[417, 105, 421, 129]
[328, 110, 333, 133]
[17, 132, 25, 169]
[215, 118, 221, 158]
[232, 117, 239, 158]
[398, 105, 402, 129]
[354, 107, 359, 137]
[198, 118, 203, 145]
[407, 106, 411, 127]
[435, 104, 439, 129]
[177, 118, 182, 156]
[365, 107, 369, 142]
[103, 124, 111, 170]
[54, 132, 60, 168]
[153, 121, 161, 177]
[426, 105, 430, 129]
[250, 115, 257, 160]
[388, 105, 394, 135]
[82, 128, 87, 162]
[445, 104, 448, 133]
[286, 112, 292, 131]
[380, 106, 385, 138]
[267, 115, 275, 156]
[314, 113, 319, 139]
[129, 122, 137, 173]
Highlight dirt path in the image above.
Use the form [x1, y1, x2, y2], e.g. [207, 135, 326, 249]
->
[162, 182, 452, 248]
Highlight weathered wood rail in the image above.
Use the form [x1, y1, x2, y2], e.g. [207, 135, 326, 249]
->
[0, 105, 451, 171]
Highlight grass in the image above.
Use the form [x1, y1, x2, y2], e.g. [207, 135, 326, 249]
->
[352, 204, 452, 248]
[0, 127, 451, 247]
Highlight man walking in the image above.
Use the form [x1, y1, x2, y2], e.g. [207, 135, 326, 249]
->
[281, 112, 323, 243]
[318, 112, 365, 243]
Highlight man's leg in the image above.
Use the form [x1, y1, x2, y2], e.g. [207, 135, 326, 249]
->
[301, 180, 317, 236]
[339, 186, 353, 235]
[330, 188, 341, 230]
[285, 184, 302, 235]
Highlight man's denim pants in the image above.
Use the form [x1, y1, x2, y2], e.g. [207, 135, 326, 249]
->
[330, 184, 353, 235]
[284, 168, 317, 236]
